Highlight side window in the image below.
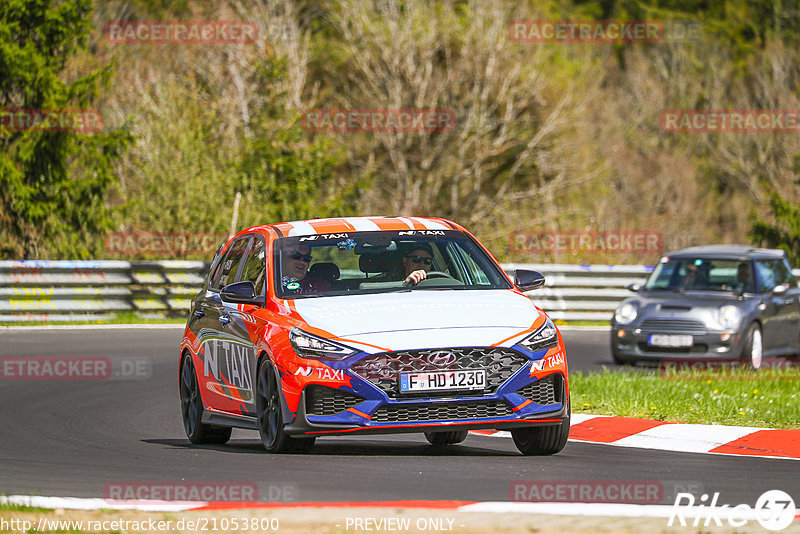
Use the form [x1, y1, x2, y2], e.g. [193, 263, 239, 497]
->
[240, 237, 267, 296]
[210, 237, 251, 291]
[773, 259, 793, 286]
[755, 260, 778, 292]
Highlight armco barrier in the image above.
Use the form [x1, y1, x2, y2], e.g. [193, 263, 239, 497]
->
[1, 261, 798, 323]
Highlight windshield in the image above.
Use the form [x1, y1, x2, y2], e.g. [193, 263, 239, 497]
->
[645, 257, 754, 292]
[273, 230, 512, 298]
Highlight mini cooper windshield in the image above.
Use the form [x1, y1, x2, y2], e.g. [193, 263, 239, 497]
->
[274, 230, 512, 298]
[646, 257, 755, 293]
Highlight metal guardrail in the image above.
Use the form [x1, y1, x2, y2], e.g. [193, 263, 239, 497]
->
[1, 261, 798, 323]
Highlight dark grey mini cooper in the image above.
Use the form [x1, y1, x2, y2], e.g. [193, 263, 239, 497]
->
[611, 245, 800, 367]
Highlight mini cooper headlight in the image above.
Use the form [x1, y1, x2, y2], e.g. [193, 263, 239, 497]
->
[519, 317, 558, 352]
[289, 328, 357, 360]
[718, 305, 742, 330]
[614, 302, 638, 325]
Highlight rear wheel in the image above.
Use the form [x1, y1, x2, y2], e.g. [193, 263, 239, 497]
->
[511, 401, 570, 455]
[742, 323, 763, 370]
[424, 430, 468, 446]
[180, 354, 232, 445]
[256, 358, 315, 453]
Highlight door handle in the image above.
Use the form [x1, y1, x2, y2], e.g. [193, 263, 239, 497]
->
[219, 314, 231, 326]
[193, 310, 205, 318]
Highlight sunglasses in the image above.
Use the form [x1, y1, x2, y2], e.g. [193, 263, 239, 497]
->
[406, 255, 432, 265]
[288, 252, 313, 262]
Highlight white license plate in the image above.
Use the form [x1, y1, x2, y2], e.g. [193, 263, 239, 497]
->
[399, 370, 486, 393]
[648, 334, 694, 347]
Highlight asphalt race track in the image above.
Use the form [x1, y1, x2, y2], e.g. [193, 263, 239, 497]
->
[0, 326, 797, 506]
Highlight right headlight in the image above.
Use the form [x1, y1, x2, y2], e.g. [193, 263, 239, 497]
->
[614, 302, 638, 325]
[717, 305, 742, 330]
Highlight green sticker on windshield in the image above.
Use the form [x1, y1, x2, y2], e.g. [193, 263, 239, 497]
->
[287, 282, 300, 290]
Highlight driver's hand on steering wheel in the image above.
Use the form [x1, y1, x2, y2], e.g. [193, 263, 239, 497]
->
[404, 269, 427, 286]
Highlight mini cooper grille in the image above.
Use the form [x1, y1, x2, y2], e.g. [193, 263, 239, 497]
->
[350, 347, 529, 398]
[305, 385, 364, 416]
[640, 319, 707, 334]
[371, 400, 512, 423]
[515, 374, 562, 405]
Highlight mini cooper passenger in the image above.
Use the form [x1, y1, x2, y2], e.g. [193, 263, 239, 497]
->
[612, 245, 800, 367]
[179, 217, 570, 455]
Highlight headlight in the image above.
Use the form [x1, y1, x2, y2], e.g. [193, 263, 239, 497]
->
[614, 303, 638, 325]
[519, 317, 558, 352]
[718, 305, 742, 330]
[289, 328, 357, 360]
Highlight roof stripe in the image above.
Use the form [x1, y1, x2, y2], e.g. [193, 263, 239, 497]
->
[345, 217, 382, 231]
[286, 221, 316, 237]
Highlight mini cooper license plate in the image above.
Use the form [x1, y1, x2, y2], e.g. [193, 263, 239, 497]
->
[399, 370, 486, 393]
[647, 334, 694, 347]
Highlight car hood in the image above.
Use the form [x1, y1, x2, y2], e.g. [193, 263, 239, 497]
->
[291, 289, 544, 351]
[634, 290, 748, 309]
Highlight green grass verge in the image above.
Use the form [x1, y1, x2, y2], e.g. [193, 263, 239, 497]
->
[571, 367, 800, 429]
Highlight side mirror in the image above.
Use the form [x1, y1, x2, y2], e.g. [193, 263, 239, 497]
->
[221, 281, 264, 306]
[515, 269, 545, 291]
[626, 283, 641, 292]
[773, 283, 789, 296]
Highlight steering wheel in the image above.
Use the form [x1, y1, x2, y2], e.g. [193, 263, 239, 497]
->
[403, 270, 454, 287]
[424, 271, 452, 279]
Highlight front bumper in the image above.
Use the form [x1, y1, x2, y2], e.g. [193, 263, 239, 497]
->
[284, 385, 568, 436]
[611, 325, 744, 362]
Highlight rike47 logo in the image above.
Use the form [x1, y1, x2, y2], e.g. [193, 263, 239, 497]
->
[530, 351, 565, 375]
[294, 366, 345, 381]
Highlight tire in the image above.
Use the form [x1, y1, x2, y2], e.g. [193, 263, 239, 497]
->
[180, 354, 232, 445]
[742, 323, 763, 370]
[424, 430, 468, 446]
[256, 357, 315, 453]
[511, 401, 570, 455]
[611, 349, 632, 366]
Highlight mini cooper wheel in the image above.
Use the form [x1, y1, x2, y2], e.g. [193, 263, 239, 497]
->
[180, 354, 232, 445]
[511, 401, 570, 455]
[742, 322, 763, 370]
[424, 430, 468, 446]
[256, 358, 315, 453]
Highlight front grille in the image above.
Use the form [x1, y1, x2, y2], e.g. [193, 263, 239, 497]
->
[640, 319, 707, 334]
[638, 343, 709, 354]
[305, 385, 364, 416]
[371, 399, 512, 423]
[350, 347, 529, 398]
[516, 374, 562, 405]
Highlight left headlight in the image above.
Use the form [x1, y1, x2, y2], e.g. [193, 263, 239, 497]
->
[519, 317, 558, 352]
[289, 328, 358, 360]
[717, 305, 742, 330]
[614, 302, 638, 325]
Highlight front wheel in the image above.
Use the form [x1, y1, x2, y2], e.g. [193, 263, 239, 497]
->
[180, 354, 232, 445]
[256, 358, 315, 453]
[424, 430, 468, 446]
[511, 401, 570, 455]
[742, 323, 763, 370]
